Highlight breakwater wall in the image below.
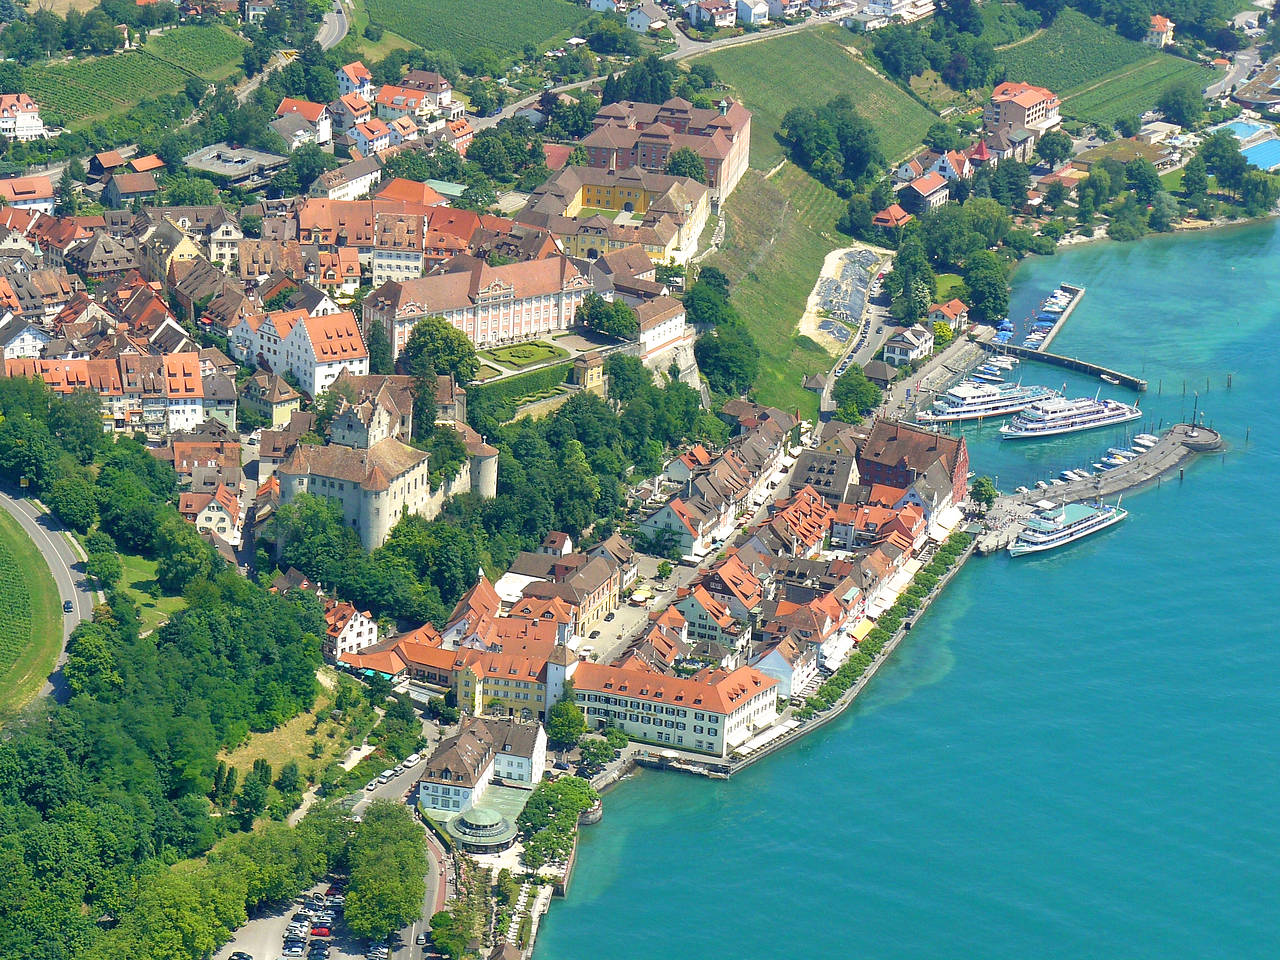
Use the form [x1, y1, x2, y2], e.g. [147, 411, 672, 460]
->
[981, 341, 1149, 391]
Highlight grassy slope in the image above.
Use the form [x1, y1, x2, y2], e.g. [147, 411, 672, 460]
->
[708, 164, 849, 418]
[219, 668, 361, 780]
[695, 25, 938, 170]
[0, 509, 61, 712]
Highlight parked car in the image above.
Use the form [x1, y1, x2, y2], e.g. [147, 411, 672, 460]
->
[311, 925, 332, 937]
[589, 630, 601, 640]
[229, 953, 253, 960]
[417, 933, 428, 945]
[365, 779, 378, 791]
[604, 612, 615, 622]
[393, 763, 404, 776]
[378, 769, 394, 783]
[405, 753, 421, 765]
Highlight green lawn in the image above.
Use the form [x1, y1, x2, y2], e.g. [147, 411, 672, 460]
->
[708, 163, 849, 417]
[0, 508, 61, 713]
[474, 363, 503, 381]
[936, 273, 965, 300]
[118, 553, 185, 635]
[694, 25, 938, 169]
[480, 341, 570, 369]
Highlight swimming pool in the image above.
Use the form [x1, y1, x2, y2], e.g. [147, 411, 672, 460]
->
[1224, 120, 1269, 140]
[1242, 138, 1280, 171]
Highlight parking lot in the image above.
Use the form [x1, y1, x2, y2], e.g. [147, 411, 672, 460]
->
[215, 883, 385, 960]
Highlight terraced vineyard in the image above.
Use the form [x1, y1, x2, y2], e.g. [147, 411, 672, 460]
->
[25, 52, 189, 123]
[0, 508, 60, 711]
[24, 26, 245, 125]
[1062, 57, 1220, 125]
[996, 9, 1157, 97]
[145, 25, 248, 80]
[365, 0, 590, 56]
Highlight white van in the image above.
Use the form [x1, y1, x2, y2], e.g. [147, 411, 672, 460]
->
[378, 769, 394, 784]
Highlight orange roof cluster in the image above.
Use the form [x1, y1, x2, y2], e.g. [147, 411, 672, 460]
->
[572, 661, 777, 715]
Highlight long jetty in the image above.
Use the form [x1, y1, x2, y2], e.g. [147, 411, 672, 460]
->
[981, 341, 1149, 392]
[977, 423, 1223, 553]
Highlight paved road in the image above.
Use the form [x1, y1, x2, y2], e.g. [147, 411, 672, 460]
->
[318, 1, 350, 51]
[1207, 45, 1260, 98]
[0, 489, 95, 702]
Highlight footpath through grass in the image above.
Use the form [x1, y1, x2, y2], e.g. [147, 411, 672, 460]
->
[695, 25, 937, 169]
[0, 508, 61, 713]
[708, 163, 848, 417]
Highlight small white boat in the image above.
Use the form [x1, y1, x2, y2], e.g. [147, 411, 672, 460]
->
[1134, 433, 1159, 445]
[1100, 374, 1121, 385]
[1035, 480, 1051, 490]
[1107, 447, 1137, 460]
[1049, 478, 1066, 486]
[1101, 455, 1128, 467]
[1015, 485, 1031, 494]
[1093, 461, 1111, 471]
[1060, 470, 1078, 481]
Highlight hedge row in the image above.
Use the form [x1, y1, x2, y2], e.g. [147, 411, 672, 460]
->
[468, 362, 573, 426]
[796, 531, 973, 720]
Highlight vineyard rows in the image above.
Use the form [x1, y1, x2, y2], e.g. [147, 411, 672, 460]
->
[25, 52, 189, 122]
[146, 25, 248, 77]
[996, 9, 1158, 97]
[1062, 58, 1219, 125]
[0, 532, 33, 689]
[366, 0, 590, 56]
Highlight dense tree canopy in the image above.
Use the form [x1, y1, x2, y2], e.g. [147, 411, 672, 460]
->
[781, 96, 884, 189]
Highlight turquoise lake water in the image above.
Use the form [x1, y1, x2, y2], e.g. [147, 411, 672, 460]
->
[533, 222, 1280, 959]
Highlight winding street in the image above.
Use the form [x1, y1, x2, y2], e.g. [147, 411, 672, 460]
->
[0, 489, 96, 702]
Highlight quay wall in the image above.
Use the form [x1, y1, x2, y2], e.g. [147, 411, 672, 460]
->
[726, 535, 979, 775]
[981, 341, 1148, 391]
[977, 424, 1223, 553]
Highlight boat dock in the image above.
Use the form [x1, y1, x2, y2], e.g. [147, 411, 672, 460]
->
[977, 423, 1223, 553]
[1035, 282, 1085, 352]
[981, 341, 1149, 392]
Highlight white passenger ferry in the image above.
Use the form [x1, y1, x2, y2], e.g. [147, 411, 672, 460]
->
[917, 382, 1058, 423]
[1009, 500, 1127, 556]
[999, 395, 1141, 439]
